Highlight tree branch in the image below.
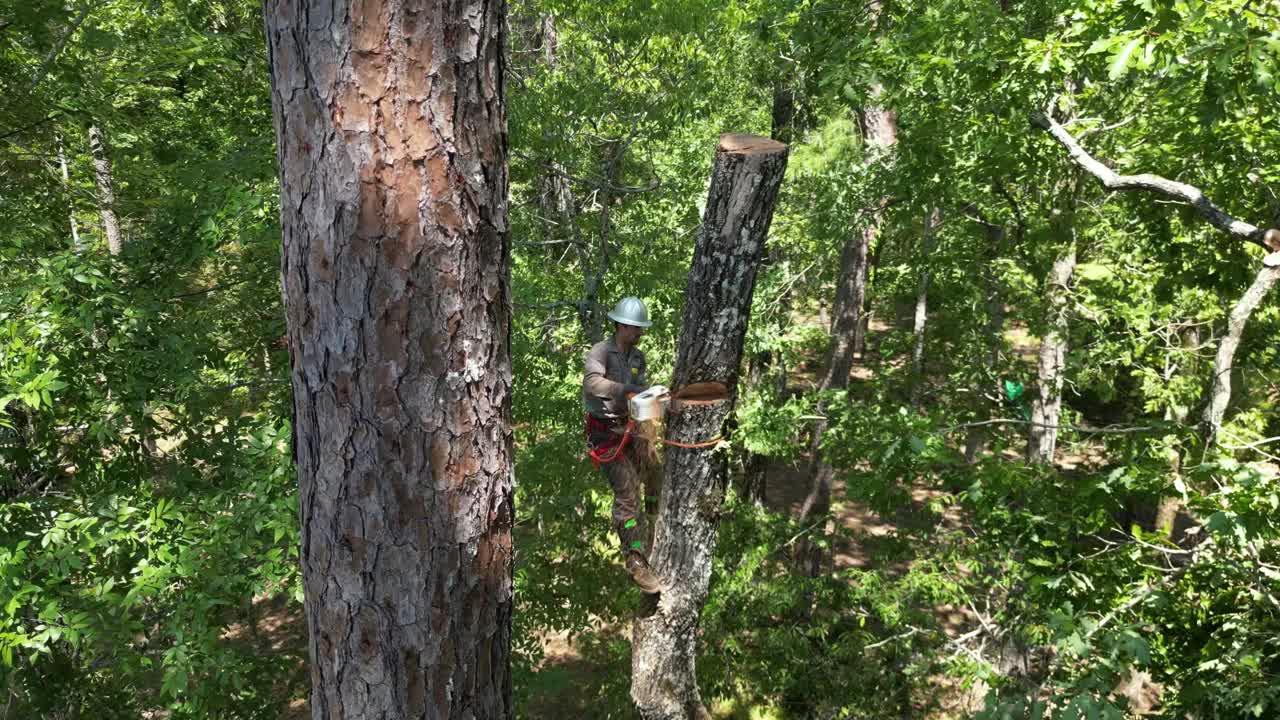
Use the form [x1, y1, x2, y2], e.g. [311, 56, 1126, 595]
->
[25, 2, 97, 96]
[1242, 0, 1280, 21]
[0, 113, 62, 142]
[939, 418, 1159, 435]
[1031, 110, 1275, 249]
[167, 277, 250, 300]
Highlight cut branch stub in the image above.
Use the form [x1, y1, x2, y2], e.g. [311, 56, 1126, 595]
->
[671, 134, 789, 396]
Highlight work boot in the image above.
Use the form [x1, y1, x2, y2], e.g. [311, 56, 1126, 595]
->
[624, 552, 663, 594]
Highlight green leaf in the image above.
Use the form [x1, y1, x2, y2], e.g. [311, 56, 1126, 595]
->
[1109, 37, 1143, 79]
[1086, 37, 1117, 55]
[1077, 263, 1114, 281]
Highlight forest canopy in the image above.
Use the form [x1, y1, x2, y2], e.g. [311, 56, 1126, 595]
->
[1, 0, 1278, 718]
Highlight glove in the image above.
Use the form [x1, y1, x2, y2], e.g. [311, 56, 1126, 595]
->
[622, 384, 648, 397]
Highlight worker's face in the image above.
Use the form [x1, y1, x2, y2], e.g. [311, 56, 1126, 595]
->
[616, 323, 645, 347]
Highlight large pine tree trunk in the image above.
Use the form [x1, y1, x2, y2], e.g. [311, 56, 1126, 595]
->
[1027, 245, 1076, 465]
[1202, 262, 1280, 446]
[264, 3, 514, 718]
[88, 124, 122, 255]
[631, 134, 787, 720]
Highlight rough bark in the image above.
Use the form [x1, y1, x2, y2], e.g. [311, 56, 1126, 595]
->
[263, 2, 514, 719]
[824, 224, 873, 387]
[631, 133, 787, 720]
[1027, 246, 1076, 465]
[849, 91, 898, 358]
[1202, 262, 1280, 446]
[88, 124, 122, 255]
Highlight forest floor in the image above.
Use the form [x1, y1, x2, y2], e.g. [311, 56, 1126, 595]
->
[516, 459, 995, 719]
[255, 317, 1050, 718]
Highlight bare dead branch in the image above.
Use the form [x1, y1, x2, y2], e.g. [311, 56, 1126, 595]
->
[1031, 110, 1273, 249]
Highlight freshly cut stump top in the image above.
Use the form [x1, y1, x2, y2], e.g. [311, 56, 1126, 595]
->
[717, 133, 787, 155]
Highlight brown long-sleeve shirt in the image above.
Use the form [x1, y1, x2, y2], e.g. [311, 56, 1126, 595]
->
[582, 338, 647, 421]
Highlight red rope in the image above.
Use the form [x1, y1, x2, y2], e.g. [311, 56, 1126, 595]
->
[588, 420, 633, 468]
[587, 420, 722, 468]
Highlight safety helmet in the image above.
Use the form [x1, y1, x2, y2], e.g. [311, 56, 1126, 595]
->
[607, 297, 652, 328]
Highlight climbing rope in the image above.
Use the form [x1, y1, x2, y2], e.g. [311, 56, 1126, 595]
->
[587, 419, 722, 467]
[588, 420, 634, 467]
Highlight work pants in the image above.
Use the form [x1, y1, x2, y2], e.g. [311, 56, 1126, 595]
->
[591, 433, 661, 555]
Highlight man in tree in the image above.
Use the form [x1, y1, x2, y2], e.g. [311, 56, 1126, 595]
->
[583, 296, 663, 593]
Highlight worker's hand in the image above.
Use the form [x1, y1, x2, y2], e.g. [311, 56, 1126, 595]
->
[623, 384, 648, 398]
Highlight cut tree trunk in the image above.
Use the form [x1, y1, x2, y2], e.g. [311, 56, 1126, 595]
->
[88, 124, 122, 255]
[263, 2, 514, 718]
[1027, 245, 1077, 465]
[631, 133, 787, 720]
[1202, 262, 1280, 446]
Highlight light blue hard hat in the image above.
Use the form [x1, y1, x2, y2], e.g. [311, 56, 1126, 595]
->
[607, 297, 652, 328]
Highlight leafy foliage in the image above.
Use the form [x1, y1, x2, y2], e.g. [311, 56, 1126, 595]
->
[2, 0, 1279, 717]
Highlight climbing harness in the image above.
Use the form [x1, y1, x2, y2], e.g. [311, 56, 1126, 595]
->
[587, 419, 634, 468]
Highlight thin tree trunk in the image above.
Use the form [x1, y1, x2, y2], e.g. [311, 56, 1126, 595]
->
[264, 2, 514, 718]
[537, 13, 557, 66]
[1202, 262, 1280, 446]
[57, 134, 82, 250]
[910, 209, 941, 404]
[825, 226, 872, 388]
[1027, 244, 1077, 465]
[771, 81, 795, 145]
[578, 140, 623, 343]
[734, 352, 772, 507]
[964, 221, 1007, 463]
[791, 88, 898, 581]
[88, 124, 122, 255]
[631, 133, 787, 720]
[851, 91, 897, 359]
[794, 217, 871, 577]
